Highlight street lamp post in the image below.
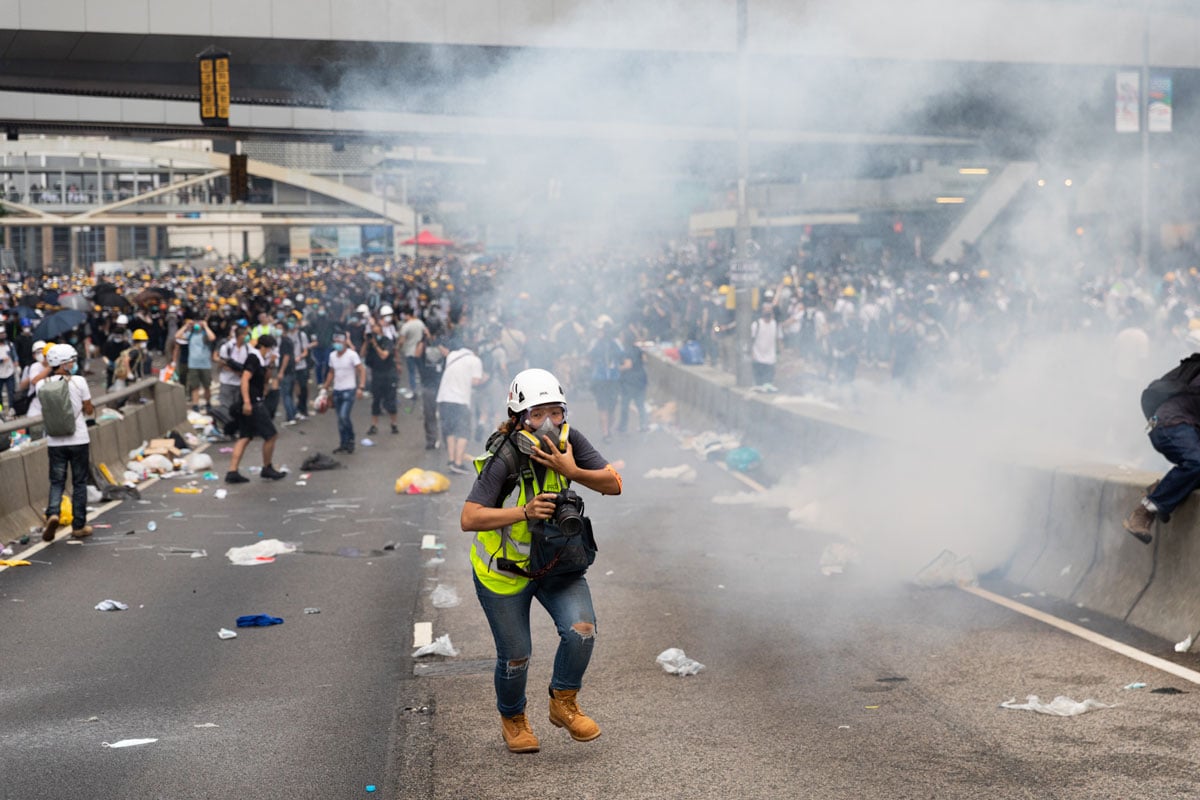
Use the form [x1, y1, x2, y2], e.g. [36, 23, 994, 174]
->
[733, 0, 754, 387]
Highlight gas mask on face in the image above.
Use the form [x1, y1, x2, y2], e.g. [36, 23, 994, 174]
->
[515, 414, 568, 456]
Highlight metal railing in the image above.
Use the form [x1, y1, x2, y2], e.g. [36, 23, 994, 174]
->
[0, 376, 159, 441]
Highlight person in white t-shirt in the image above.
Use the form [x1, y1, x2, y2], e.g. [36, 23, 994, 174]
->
[436, 338, 486, 473]
[321, 331, 365, 454]
[750, 303, 780, 391]
[37, 344, 94, 541]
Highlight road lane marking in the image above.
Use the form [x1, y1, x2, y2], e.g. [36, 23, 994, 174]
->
[962, 584, 1200, 686]
[413, 621, 433, 648]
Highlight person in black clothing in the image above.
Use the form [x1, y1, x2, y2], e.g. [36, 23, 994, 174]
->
[416, 320, 448, 450]
[1125, 361, 1200, 543]
[361, 319, 399, 436]
[225, 333, 288, 484]
[616, 327, 648, 433]
[102, 314, 131, 389]
[14, 323, 33, 370]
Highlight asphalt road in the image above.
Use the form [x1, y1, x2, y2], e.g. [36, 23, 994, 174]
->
[3, 394, 1200, 800]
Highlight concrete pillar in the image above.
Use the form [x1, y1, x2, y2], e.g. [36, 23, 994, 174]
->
[105, 226, 118, 261]
[41, 227, 53, 272]
[147, 225, 159, 258]
[69, 227, 78, 272]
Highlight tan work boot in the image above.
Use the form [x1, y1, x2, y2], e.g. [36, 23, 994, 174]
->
[1123, 501, 1155, 544]
[500, 712, 540, 753]
[71, 525, 93, 539]
[548, 688, 601, 742]
[41, 515, 60, 542]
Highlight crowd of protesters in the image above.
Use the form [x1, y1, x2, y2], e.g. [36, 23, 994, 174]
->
[0, 232, 1195, 451]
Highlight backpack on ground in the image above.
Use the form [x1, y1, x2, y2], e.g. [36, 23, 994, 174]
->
[1141, 353, 1200, 419]
[40, 377, 77, 436]
[301, 452, 343, 471]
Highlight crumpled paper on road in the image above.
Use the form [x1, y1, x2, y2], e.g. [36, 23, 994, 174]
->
[1000, 695, 1114, 716]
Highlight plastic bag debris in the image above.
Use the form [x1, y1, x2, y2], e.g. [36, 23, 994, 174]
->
[184, 452, 214, 473]
[999, 695, 1114, 716]
[236, 614, 284, 627]
[1175, 635, 1193, 653]
[95, 599, 129, 611]
[682, 431, 739, 458]
[1123, 682, 1147, 690]
[431, 584, 460, 608]
[656, 647, 705, 676]
[644, 465, 698, 482]
[913, 549, 977, 588]
[217, 628, 237, 639]
[725, 447, 762, 472]
[214, 489, 227, 500]
[395, 468, 451, 495]
[303, 607, 321, 614]
[1151, 687, 1187, 694]
[0, 559, 31, 567]
[87, 485, 104, 504]
[413, 634, 459, 657]
[360, 437, 375, 447]
[102, 738, 157, 748]
[225, 539, 296, 565]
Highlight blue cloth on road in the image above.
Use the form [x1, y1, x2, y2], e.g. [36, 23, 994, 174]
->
[236, 614, 284, 627]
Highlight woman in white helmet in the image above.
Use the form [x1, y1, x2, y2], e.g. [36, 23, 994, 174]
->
[460, 367, 623, 754]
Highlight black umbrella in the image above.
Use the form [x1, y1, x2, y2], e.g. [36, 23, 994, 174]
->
[94, 290, 131, 310]
[32, 309, 88, 341]
[8, 305, 40, 323]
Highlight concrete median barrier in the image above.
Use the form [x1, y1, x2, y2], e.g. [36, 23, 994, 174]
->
[0, 450, 42, 541]
[648, 351, 1200, 648]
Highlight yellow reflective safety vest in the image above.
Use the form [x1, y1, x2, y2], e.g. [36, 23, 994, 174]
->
[470, 444, 568, 595]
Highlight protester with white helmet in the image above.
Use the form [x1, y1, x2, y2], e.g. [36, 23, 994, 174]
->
[37, 344, 94, 541]
[459, 367, 623, 754]
[102, 313, 131, 389]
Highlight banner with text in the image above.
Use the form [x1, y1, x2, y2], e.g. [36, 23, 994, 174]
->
[1149, 73, 1173, 133]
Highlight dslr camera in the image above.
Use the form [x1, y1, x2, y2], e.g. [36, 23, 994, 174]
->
[550, 489, 586, 537]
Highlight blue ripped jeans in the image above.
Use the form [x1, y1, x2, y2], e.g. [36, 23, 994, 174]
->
[333, 388, 355, 448]
[473, 572, 596, 717]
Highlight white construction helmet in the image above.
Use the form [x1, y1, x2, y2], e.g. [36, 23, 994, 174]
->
[355, 303, 370, 315]
[379, 304, 394, 317]
[116, 314, 129, 325]
[507, 368, 566, 414]
[46, 343, 78, 367]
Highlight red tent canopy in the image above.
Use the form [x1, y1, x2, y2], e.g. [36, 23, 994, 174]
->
[402, 230, 455, 247]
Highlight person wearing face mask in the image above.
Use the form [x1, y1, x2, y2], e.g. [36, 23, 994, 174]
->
[184, 318, 216, 410]
[102, 313, 131, 390]
[459, 368, 622, 754]
[321, 332, 365, 454]
[279, 314, 310, 425]
[308, 306, 336, 388]
[14, 340, 47, 418]
[216, 321, 251, 415]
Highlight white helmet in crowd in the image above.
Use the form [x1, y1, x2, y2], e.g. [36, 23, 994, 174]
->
[507, 368, 566, 414]
[379, 304, 394, 317]
[116, 314, 129, 326]
[46, 343, 78, 368]
[355, 303, 370, 315]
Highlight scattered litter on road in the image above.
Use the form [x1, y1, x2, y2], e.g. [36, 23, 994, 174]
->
[396, 469, 450, 494]
[725, 447, 761, 472]
[194, 723, 220, 728]
[1017, 592, 1035, 598]
[83, 716, 100, 722]
[1123, 682, 1147, 690]
[236, 614, 284, 627]
[1151, 687, 1187, 695]
[837, 725, 850, 730]
[146, 521, 157, 532]
[383, 541, 396, 550]
[366, 786, 377, 793]
[431, 585, 460, 608]
[217, 628, 237, 639]
[94, 599, 128, 611]
[1000, 695, 1114, 716]
[0, 560, 31, 567]
[864, 705, 880, 710]
[174, 487, 202, 495]
[360, 438, 375, 447]
[303, 607, 321, 614]
[1175, 635, 1193, 653]
[214, 489, 228, 500]
[413, 634, 459, 657]
[656, 648, 705, 676]
[913, 549, 977, 588]
[1059, 565, 1071, 577]
[296, 481, 307, 486]
[644, 465, 697, 482]
[102, 739, 157, 748]
[606, 570, 614, 575]
[225, 539, 296, 565]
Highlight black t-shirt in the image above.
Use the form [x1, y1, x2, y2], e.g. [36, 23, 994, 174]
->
[279, 336, 296, 376]
[243, 348, 268, 402]
[466, 428, 608, 508]
[363, 334, 396, 372]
